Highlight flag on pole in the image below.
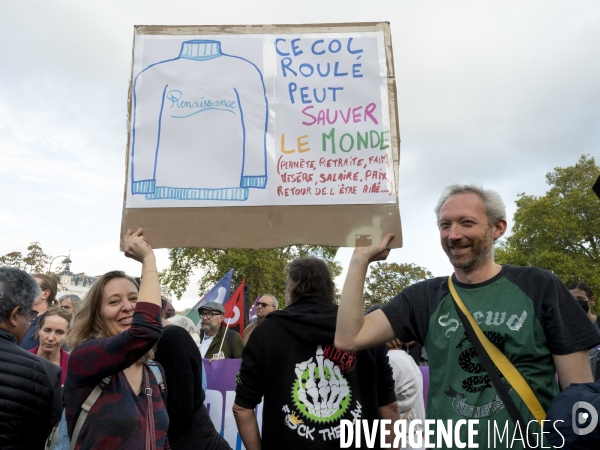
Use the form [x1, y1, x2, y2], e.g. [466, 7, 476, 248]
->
[248, 296, 260, 323]
[222, 279, 246, 335]
[186, 269, 233, 326]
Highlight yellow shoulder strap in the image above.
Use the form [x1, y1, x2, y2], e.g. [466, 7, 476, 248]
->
[448, 276, 546, 424]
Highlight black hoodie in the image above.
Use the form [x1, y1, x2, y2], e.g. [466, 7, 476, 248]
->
[235, 298, 396, 449]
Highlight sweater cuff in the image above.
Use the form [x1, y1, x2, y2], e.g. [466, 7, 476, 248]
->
[135, 302, 163, 324]
[132, 179, 156, 194]
[241, 175, 267, 188]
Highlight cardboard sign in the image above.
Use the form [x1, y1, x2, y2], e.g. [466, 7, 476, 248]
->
[121, 23, 402, 249]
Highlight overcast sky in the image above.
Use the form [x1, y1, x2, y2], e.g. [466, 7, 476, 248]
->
[1, 1, 598, 309]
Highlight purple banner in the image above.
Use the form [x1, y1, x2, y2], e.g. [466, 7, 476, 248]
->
[203, 358, 263, 450]
[419, 366, 429, 407]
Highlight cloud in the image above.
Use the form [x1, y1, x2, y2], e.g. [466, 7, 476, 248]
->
[1, 0, 598, 301]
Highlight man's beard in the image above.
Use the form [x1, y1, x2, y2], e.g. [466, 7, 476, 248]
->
[442, 227, 494, 273]
[201, 321, 219, 336]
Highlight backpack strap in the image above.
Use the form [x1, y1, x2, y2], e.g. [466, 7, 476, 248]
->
[70, 376, 111, 450]
[147, 360, 166, 395]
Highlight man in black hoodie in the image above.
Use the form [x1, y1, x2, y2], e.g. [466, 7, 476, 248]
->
[233, 257, 398, 450]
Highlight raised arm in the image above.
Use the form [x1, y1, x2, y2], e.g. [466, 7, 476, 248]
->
[334, 234, 397, 352]
[124, 228, 161, 309]
[67, 229, 162, 385]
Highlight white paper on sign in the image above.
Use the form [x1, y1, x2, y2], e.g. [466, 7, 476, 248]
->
[126, 32, 395, 208]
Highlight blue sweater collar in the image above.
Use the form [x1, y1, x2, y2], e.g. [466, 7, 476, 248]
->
[180, 40, 222, 61]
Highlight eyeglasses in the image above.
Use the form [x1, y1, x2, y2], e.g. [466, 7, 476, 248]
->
[200, 311, 222, 319]
[257, 302, 274, 308]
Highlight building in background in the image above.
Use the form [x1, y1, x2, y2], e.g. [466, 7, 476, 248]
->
[51, 257, 172, 301]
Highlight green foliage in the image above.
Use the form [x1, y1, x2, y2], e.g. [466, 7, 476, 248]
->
[364, 262, 433, 309]
[0, 251, 24, 269]
[161, 245, 341, 308]
[496, 155, 600, 304]
[22, 242, 50, 273]
[0, 242, 51, 273]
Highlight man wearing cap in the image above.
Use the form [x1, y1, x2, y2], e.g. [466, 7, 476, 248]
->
[199, 302, 243, 360]
[242, 295, 278, 346]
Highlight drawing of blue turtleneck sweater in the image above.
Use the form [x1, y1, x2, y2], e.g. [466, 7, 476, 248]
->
[130, 40, 268, 201]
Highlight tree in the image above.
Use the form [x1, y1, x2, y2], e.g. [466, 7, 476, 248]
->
[0, 242, 52, 273]
[161, 246, 342, 308]
[364, 262, 433, 309]
[0, 251, 24, 269]
[22, 242, 51, 274]
[495, 155, 600, 300]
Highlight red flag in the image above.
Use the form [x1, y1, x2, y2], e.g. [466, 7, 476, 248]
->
[222, 279, 245, 335]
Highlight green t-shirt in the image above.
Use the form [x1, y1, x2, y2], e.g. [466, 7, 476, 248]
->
[382, 265, 600, 449]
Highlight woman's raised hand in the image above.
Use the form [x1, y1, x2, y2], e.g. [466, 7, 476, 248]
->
[123, 228, 154, 263]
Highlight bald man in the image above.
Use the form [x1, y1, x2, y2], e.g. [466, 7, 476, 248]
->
[242, 295, 277, 346]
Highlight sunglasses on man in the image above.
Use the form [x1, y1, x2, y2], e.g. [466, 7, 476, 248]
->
[257, 301, 274, 308]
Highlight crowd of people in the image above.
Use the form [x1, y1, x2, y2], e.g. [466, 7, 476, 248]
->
[1, 184, 599, 449]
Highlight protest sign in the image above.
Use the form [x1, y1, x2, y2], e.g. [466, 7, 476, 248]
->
[121, 23, 402, 249]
